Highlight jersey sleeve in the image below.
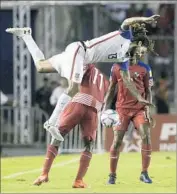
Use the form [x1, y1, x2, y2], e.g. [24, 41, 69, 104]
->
[109, 64, 118, 83]
[119, 60, 129, 71]
[138, 61, 154, 87]
[148, 67, 154, 87]
[144, 66, 154, 88]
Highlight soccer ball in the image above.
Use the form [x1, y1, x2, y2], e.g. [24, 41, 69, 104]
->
[101, 109, 120, 128]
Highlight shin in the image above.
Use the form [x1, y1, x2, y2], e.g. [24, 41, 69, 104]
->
[75, 137, 94, 181]
[138, 124, 152, 172]
[110, 130, 125, 174]
[41, 137, 62, 175]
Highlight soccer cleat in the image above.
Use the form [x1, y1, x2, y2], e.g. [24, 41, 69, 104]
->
[5, 27, 31, 37]
[33, 174, 49, 186]
[107, 173, 116, 184]
[72, 180, 88, 188]
[140, 171, 152, 184]
[43, 121, 64, 142]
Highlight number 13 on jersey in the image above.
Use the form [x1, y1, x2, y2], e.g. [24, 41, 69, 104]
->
[93, 68, 103, 90]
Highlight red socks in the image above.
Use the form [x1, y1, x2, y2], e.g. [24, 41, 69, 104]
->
[42, 145, 58, 175]
[75, 151, 92, 180]
[141, 144, 152, 172]
[110, 146, 120, 174]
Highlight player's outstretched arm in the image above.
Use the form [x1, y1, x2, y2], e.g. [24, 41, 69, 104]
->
[103, 80, 116, 111]
[120, 70, 154, 107]
[121, 15, 160, 30]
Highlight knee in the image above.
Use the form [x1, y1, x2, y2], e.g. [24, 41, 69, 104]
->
[50, 138, 62, 147]
[140, 127, 151, 144]
[112, 131, 125, 150]
[112, 138, 122, 150]
[83, 137, 94, 153]
[141, 131, 147, 141]
[144, 133, 151, 144]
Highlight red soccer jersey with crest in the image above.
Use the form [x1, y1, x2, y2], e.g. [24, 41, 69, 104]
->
[110, 61, 153, 110]
[72, 64, 109, 111]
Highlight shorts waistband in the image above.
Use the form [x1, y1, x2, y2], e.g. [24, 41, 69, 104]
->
[72, 93, 102, 111]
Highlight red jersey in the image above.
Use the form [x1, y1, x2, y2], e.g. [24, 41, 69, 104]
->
[72, 64, 109, 111]
[111, 61, 153, 110]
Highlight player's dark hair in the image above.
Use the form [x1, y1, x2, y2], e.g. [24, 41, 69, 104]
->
[131, 23, 149, 47]
[133, 35, 150, 47]
[130, 23, 158, 55]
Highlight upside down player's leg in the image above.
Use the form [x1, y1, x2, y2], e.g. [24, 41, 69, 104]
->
[73, 106, 98, 188]
[108, 110, 131, 184]
[44, 43, 85, 140]
[6, 28, 45, 66]
[133, 110, 152, 183]
[34, 102, 85, 186]
[44, 92, 72, 141]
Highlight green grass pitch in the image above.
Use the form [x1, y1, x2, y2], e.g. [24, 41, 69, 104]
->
[1, 152, 176, 193]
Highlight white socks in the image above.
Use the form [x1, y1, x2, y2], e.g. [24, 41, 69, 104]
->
[22, 35, 45, 65]
[48, 93, 72, 126]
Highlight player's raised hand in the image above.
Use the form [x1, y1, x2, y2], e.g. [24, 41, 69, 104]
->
[143, 15, 160, 24]
[145, 106, 156, 128]
[121, 15, 160, 30]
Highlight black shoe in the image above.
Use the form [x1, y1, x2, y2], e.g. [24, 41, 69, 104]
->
[107, 173, 116, 184]
[140, 171, 152, 184]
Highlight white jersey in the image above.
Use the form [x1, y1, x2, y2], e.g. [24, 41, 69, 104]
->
[49, 29, 132, 84]
[84, 30, 131, 64]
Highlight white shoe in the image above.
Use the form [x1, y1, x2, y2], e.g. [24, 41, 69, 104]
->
[5, 27, 31, 37]
[44, 121, 64, 142]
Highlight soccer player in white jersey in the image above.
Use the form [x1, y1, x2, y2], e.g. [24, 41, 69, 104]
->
[6, 15, 159, 141]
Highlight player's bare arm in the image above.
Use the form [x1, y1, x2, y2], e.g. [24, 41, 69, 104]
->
[103, 81, 117, 111]
[36, 60, 57, 73]
[66, 81, 79, 97]
[120, 70, 153, 107]
[145, 85, 155, 127]
[145, 87, 153, 106]
[121, 15, 160, 30]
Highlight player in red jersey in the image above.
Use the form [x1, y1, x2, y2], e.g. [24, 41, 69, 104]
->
[33, 64, 109, 188]
[103, 45, 155, 184]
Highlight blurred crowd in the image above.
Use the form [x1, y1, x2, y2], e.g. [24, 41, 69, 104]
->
[35, 77, 68, 115]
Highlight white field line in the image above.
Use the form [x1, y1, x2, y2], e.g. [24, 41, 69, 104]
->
[2, 157, 79, 180]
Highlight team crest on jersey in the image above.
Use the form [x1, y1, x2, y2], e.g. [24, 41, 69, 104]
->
[74, 73, 80, 81]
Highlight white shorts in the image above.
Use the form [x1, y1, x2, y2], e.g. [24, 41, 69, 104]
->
[48, 42, 85, 83]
